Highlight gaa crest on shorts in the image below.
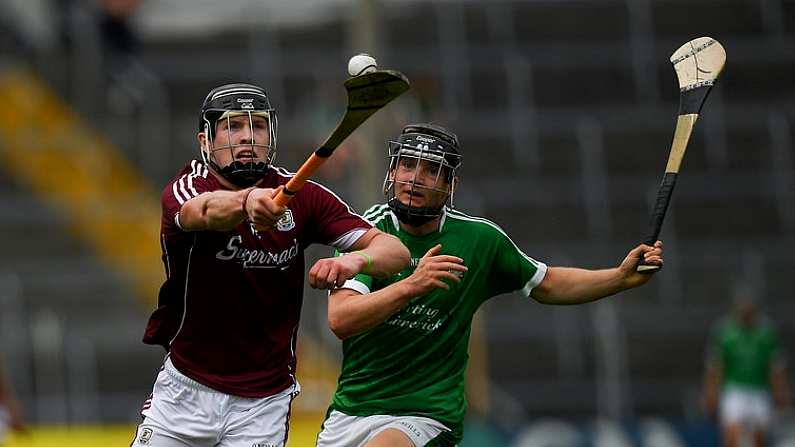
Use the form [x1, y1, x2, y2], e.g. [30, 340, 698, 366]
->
[137, 427, 153, 445]
[276, 209, 295, 232]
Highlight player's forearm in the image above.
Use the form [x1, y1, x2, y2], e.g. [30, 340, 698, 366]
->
[180, 189, 249, 231]
[531, 266, 627, 305]
[353, 232, 410, 278]
[329, 282, 416, 339]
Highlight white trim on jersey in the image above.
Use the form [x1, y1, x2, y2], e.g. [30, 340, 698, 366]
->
[186, 160, 200, 197]
[330, 228, 369, 251]
[172, 161, 209, 205]
[338, 278, 371, 295]
[446, 209, 548, 295]
[445, 210, 542, 266]
[169, 234, 197, 347]
[287, 324, 298, 389]
[362, 203, 389, 223]
[438, 206, 448, 232]
[361, 204, 397, 230]
[522, 263, 548, 296]
[161, 234, 171, 279]
[272, 166, 368, 221]
[389, 210, 400, 229]
[172, 180, 186, 205]
[364, 205, 548, 295]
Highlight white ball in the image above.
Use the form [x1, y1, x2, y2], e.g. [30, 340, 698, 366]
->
[348, 53, 378, 76]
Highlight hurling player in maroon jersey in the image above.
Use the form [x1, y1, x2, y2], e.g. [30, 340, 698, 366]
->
[131, 83, 409, 447]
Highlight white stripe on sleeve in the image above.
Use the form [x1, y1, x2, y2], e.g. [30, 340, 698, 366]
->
[187, 160, 199, 196]
[172, 162, 209, 205]
[172, 180, 186, 205]
[178, 176, 191, 202]
[337, 279, 371, 295]
[330, 228, 369, 251]
[521, 262, 548, 297]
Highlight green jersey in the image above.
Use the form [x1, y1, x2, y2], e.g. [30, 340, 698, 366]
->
[710, 316, 781, 390]
[330, 204, 546, 444]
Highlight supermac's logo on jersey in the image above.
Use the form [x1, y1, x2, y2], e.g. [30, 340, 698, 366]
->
[216, 236, 299, 269]
[277, 209, 295, 231]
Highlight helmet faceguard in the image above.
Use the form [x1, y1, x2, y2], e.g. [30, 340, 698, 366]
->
[199, 83, 278, 187]
[384, 123, 463, 226]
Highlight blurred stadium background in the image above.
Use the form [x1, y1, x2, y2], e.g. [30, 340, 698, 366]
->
[0, 0, 793, 445]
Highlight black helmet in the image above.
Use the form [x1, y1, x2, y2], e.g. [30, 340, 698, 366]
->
[384, 123, 463, 226]
[199, 83, 278, 187]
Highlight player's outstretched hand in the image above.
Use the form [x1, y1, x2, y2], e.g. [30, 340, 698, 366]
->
[309, 252, 369, 290]
[619, 241, 664, 288]
[245, 187, 286, 230]
[404, 244, 467, 296]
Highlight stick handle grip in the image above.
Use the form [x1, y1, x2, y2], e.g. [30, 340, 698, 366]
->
[637, 172, 677, 272]
[252, 152, 328, 231]
[273, 152, 328, 206]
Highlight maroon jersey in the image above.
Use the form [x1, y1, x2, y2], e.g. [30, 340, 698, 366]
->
[143, 160, 371, 397]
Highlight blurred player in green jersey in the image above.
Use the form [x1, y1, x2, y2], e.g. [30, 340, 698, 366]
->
[703, 289, 791, 447]
[316, 123, 664, 447]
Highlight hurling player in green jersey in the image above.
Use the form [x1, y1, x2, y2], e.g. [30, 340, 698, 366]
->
[315, 123, 664, 447]
[702, 290, 791, 447]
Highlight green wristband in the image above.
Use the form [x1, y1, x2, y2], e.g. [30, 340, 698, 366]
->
[352, 250, 373, 274]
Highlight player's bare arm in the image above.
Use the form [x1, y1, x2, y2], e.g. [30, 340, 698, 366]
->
[178, 188, 252, 231]
[531, 241, 663, 305]
[347, 228, 411, 277]
[309, 228, 410, 289]
[178, 186, 286, 232]
[327, 244, 466, 339]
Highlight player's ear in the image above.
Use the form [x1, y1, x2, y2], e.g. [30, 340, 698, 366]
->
[198, 122, 215, 150]
[451, 176, 459, 194]
[198, 131, 208, 151]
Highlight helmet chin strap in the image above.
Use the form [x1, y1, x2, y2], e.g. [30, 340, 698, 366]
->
[203, 133, 270, 188]
[388, 197, 443, 226]
[214, 160, 268, 187]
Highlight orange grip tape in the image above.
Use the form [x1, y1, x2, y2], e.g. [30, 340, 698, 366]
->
[255, 153, 327, 230]
[273, 153, 326, 206]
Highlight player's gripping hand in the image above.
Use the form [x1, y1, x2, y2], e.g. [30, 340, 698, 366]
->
[404, 244, 468, 296]
[309, 252, 369, 290]
[245, 187, 286, 230]
[620, 240, 664, 288]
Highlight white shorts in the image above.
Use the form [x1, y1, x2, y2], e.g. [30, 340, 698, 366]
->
[316, 409, 452, 447]
[720, 386, 772, 430]
[132, 357, 300, 447]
